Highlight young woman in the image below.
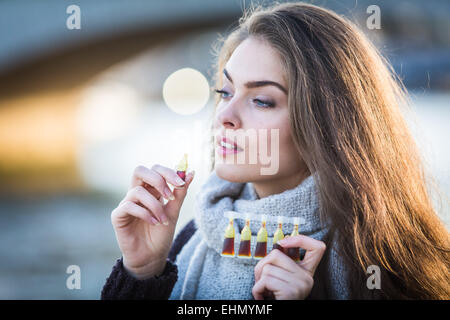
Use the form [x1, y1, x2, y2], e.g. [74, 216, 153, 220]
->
[101, 2, 450, 300]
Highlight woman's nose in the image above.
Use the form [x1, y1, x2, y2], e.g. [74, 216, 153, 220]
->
[215, 100, 242, 129]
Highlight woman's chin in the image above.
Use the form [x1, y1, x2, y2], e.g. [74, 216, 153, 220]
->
[214, 163, 256, 183]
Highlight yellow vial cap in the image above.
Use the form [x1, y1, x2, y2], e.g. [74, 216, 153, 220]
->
[177, 153, 188, 171]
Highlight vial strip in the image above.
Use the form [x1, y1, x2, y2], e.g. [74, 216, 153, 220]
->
[221, 212, 302, 261]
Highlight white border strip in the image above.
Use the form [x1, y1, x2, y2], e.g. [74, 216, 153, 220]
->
[223, 210, 305, 225]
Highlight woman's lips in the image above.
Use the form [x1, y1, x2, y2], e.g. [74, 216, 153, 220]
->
[216, 136, 243, 155]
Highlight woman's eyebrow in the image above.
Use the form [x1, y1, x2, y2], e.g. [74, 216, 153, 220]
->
[223, 68, 287, 95]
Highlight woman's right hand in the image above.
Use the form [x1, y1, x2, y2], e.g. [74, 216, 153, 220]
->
[111, 164, 194, 280]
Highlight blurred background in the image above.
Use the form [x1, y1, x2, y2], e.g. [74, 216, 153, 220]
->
[0, 0, 449, 299]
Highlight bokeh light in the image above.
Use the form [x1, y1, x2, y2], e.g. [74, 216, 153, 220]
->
[76, 83, 141, 143]
[162, 68, 210, 115]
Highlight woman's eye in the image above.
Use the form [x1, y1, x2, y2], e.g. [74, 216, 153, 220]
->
[214, 89, 232, 99]
[253, 98, 275, 108]
[214, 89, 275, 108]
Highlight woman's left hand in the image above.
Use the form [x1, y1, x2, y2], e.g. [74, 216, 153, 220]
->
[252, 235, 326, 300]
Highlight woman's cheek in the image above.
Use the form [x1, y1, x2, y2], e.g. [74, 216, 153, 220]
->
[274, 129, 302, 175]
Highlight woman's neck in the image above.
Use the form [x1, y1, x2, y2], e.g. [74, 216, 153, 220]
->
[252, 168, 310, 199]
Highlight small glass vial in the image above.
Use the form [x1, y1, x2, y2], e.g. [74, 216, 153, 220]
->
[287, 217, 301, 262]
[237, 215, 252, 259]
[271, 216, 285, 252]
[254, 215, 268, 259]
[176, 154, 188, 181]
[221, 214, 235, 257]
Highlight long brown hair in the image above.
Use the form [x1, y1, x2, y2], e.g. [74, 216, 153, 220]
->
[211, 2, 450, 299]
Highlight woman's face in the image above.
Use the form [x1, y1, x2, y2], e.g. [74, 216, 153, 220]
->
[214, 36, 306, 190]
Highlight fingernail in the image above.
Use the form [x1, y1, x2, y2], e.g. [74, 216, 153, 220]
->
[164, 187, 174, 200]
[151, 217, 160, 225]
[160, 215, 169, 226]
[182, 171, 195, 184]
[175, 176, 186, 186]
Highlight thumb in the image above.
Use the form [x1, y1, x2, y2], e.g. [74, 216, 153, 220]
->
[278, 234, 327, 276]
[164, 170, 195, 219]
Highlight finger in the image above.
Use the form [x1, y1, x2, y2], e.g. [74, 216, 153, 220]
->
[112, 200, 158, 226]
[271, 245, 287, 255]
[254, 248, 300, 282]
[131, 166, 173, 200]
[258, 263, 296, 284]
[151, 164, 186, 188]
[140, 182, 165, 204]
[164, 171, 195, 220]
[142, 182, 163, 201]
[259, 263, 314, 298]
[171, 170, 194, 198]
[124, 186, 168, 225]
[277, 235, 326, 276]
[252, 275, 288, 300]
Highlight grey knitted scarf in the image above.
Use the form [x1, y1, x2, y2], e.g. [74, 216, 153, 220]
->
[169, 171, 351, 300]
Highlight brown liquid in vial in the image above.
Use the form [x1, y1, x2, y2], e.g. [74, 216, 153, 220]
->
[221, 237, 235, 256]
[238, 240, 251, 257]
[287, 247, 300, 261]
[254, 241, 267, 258]
[272, 243, 284, 252]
